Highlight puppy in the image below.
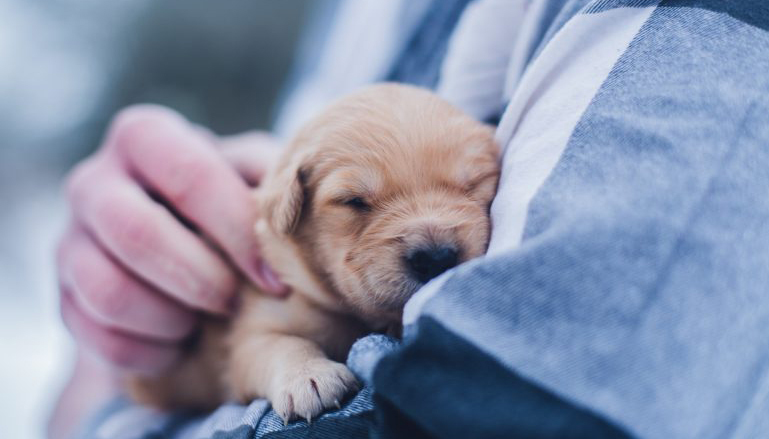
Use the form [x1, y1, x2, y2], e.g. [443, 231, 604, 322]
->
[130, 83, 500, 423]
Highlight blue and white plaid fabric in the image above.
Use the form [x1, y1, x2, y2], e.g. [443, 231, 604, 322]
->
[78, 1, 769, 437]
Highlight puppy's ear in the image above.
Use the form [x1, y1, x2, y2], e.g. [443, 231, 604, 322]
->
[261, 155, 309, 235]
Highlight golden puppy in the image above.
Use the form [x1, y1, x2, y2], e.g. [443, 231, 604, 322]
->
[130, 83, 500, 423]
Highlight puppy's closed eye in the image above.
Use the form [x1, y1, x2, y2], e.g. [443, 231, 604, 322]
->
[341, 197, 371, 212]
[128, 83, 500, 425]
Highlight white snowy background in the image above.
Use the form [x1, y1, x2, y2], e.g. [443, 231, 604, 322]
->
[0, 1, 309, 436]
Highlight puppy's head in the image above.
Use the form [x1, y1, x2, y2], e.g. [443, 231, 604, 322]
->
[258, 84, 499, 324]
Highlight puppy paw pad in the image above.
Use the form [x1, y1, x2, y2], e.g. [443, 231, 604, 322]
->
[271, 359, 358, 423]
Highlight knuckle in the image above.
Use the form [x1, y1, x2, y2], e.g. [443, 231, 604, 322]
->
[64, 158, 100, 205]
[114, 211, 152, 246]
[94, 200, 154, 261]
[71, 256, 131, 322]
[114, 219, 153, 262]
[163, 156, 213, 206]
[110, 105, 181, 154]
[112, 105, 179, 133]
[90, 277, 131, 323]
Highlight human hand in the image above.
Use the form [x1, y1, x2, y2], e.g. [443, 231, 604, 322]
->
[57, 105, 287, 374]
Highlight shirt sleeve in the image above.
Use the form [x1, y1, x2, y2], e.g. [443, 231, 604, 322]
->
[378, 2, 769, 438]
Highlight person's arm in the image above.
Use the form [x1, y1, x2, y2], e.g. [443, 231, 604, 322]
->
[49, 106, 288, 439]
[371, 3, 769, 438]
[47, 351, 120, 439]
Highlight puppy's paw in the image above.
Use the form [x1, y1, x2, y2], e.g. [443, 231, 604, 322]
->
[271, 359, 359, 424]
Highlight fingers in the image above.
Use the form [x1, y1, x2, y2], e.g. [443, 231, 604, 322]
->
[60, 287, 181, 374]
[218, 131, 283, 186]
[105, 106, 287, 295]
[66, 156, 238, 314]
[58, 224, 197, 341]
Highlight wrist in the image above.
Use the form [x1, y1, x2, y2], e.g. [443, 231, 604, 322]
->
[47, 350, 122, 439]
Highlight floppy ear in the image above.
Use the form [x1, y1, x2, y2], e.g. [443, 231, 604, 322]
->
[260, 155, 309, 235]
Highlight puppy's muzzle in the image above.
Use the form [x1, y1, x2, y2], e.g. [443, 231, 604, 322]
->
[405, 244, 459, 283]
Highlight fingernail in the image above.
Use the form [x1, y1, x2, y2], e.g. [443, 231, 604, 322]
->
[256, 260, 288, 296]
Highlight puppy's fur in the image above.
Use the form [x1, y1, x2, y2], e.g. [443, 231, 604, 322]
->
[130, 84, 500, 422]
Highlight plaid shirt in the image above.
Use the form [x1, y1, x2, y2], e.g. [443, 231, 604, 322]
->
[79, 1, 769, 437]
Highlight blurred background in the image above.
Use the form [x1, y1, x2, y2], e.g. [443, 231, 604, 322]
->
[0, 1, 313, 436]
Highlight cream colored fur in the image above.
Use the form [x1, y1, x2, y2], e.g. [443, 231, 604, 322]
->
[129, 84, 500, 423]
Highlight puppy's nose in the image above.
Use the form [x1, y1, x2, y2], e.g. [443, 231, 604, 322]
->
[406, 245, 459, 283]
